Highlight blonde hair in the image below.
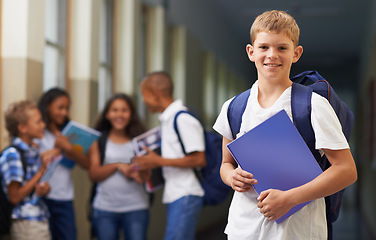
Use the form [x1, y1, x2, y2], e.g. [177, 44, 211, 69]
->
[250, 10, 300, 47]
[5, 100, 37, 137]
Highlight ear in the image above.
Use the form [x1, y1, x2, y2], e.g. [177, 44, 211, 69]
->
[292, 45, 303, 63]
[246, 44, 255, 62]
[17, 123, 27, 135]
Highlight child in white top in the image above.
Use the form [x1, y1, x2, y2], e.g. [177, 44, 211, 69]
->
[213, 10, 357, 240]
[38, 88, 89, 240]
[89, 93, 149, 240]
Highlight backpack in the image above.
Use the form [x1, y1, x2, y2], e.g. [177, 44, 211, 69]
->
[173, 110, 231, 206]
[0, 145, 26, 235]
[227, 71, 354, 238]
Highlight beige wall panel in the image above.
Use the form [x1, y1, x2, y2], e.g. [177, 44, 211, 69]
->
[69, 79, 98, 240]
[26, 58, 43, 101]
[113, 0, 141, 95]
[72, 166, 91, 240]
[1, 58, 42, 147]
[69, 79, 98, 127]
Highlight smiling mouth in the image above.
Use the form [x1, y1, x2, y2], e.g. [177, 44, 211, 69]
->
[264, 63, 281, 67]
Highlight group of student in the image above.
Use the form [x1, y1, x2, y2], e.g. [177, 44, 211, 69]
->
[0, 10, 357, 240]
[0, 70, 207, 240]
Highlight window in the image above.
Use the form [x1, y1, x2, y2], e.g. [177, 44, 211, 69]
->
[43, 0, 67, 91]
[98, 0, 114, 111]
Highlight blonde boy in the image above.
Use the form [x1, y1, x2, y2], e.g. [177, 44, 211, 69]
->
[213, 10, 357, 240]
[0, 100, 51, 239]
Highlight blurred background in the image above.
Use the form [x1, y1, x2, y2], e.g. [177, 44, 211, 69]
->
[0, 0, 375, 239]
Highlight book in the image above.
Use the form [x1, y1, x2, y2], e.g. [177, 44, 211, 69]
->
[132, 127, 164, 193]
[226, 110, 323, 224]
[31, 155, 63, 204]
[132, 127, 161, 156]
[61, 121, 101, 154]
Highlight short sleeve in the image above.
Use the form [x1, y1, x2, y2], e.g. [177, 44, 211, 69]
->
[212, 98, 235, 141]
[311, 93, 349, 150]
[0, 148, 24, 185]
[176, 113, 205, 154]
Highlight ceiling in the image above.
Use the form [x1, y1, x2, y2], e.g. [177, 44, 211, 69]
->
[209, 0, 371, 68]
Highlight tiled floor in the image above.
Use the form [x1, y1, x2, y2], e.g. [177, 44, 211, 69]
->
[197, 184, 374, 240]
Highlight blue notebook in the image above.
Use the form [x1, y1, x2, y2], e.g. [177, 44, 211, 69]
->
[226, 110, 323, 223]
[61, 121, 101, 154]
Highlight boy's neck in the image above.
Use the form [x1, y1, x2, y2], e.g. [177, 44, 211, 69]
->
[257, 76, 292, 109]
[160, 98, 174, 113]
[18, 134, 33, 146]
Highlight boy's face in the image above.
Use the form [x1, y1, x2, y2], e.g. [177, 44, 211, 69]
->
[20, 108, 46, 140]
[141, 84, 161, 113]
[246, 31, 303, 82]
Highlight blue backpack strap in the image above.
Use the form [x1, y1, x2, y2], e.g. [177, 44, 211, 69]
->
[227, 89, 251, 140]
[291, 82, 322, 161]
[173, 110, 192, 155]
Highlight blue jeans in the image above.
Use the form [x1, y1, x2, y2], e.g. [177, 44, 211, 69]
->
[92, 208, 149, 240]
[164, 195, 204, 240]
[43, 198, 77, 240]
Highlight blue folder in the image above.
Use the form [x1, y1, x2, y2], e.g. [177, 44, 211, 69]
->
[226, 110, 323, 223]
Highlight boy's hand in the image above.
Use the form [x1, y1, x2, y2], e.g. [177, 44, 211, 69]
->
[40, 153, 54, 171]
[257, 189, 294, 221]
[229, 167, 257, 192]
[35, 182, 50, 197]
[133, 147, 161, 170]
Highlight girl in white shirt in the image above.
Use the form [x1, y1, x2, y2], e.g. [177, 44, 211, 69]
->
[38, 88, 89, 240]
[89, 93, 149, 240]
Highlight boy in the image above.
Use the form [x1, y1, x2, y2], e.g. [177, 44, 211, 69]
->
[0, 100, 51, 239]
[213, 10, 357, 240]
[134, 71, 206, 240]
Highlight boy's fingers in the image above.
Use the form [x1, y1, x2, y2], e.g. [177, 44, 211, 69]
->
[257, 190, 269, 201]
[235, 167, 253, 178]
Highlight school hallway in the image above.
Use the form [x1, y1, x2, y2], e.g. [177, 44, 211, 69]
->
[196, 183, 375, 240]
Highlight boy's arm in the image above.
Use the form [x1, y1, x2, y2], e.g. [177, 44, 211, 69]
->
[133, 148, 206, 169]
[257, 148, 357, 221]
[7, 166, 46, 205]
[220, 136, 257, 192]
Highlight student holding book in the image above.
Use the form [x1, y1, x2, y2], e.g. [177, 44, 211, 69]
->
[0, 100, 51, 239]
[134, 71, 206, 240]
[37, 88, 89, 240]
[88, 93, 150, 240]
[213, 10, 357, 240]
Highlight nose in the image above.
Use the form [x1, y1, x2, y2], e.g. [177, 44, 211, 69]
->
[267, 48, 278, 59]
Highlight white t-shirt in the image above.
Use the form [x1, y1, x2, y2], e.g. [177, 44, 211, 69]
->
[159, 100, 205, 203]
[93, 140, 149, 212]
[39, 129, 74, 200]
[213, 81, 349, 240]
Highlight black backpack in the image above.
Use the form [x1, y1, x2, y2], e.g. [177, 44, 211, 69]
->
[0, 145, 26, 235]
